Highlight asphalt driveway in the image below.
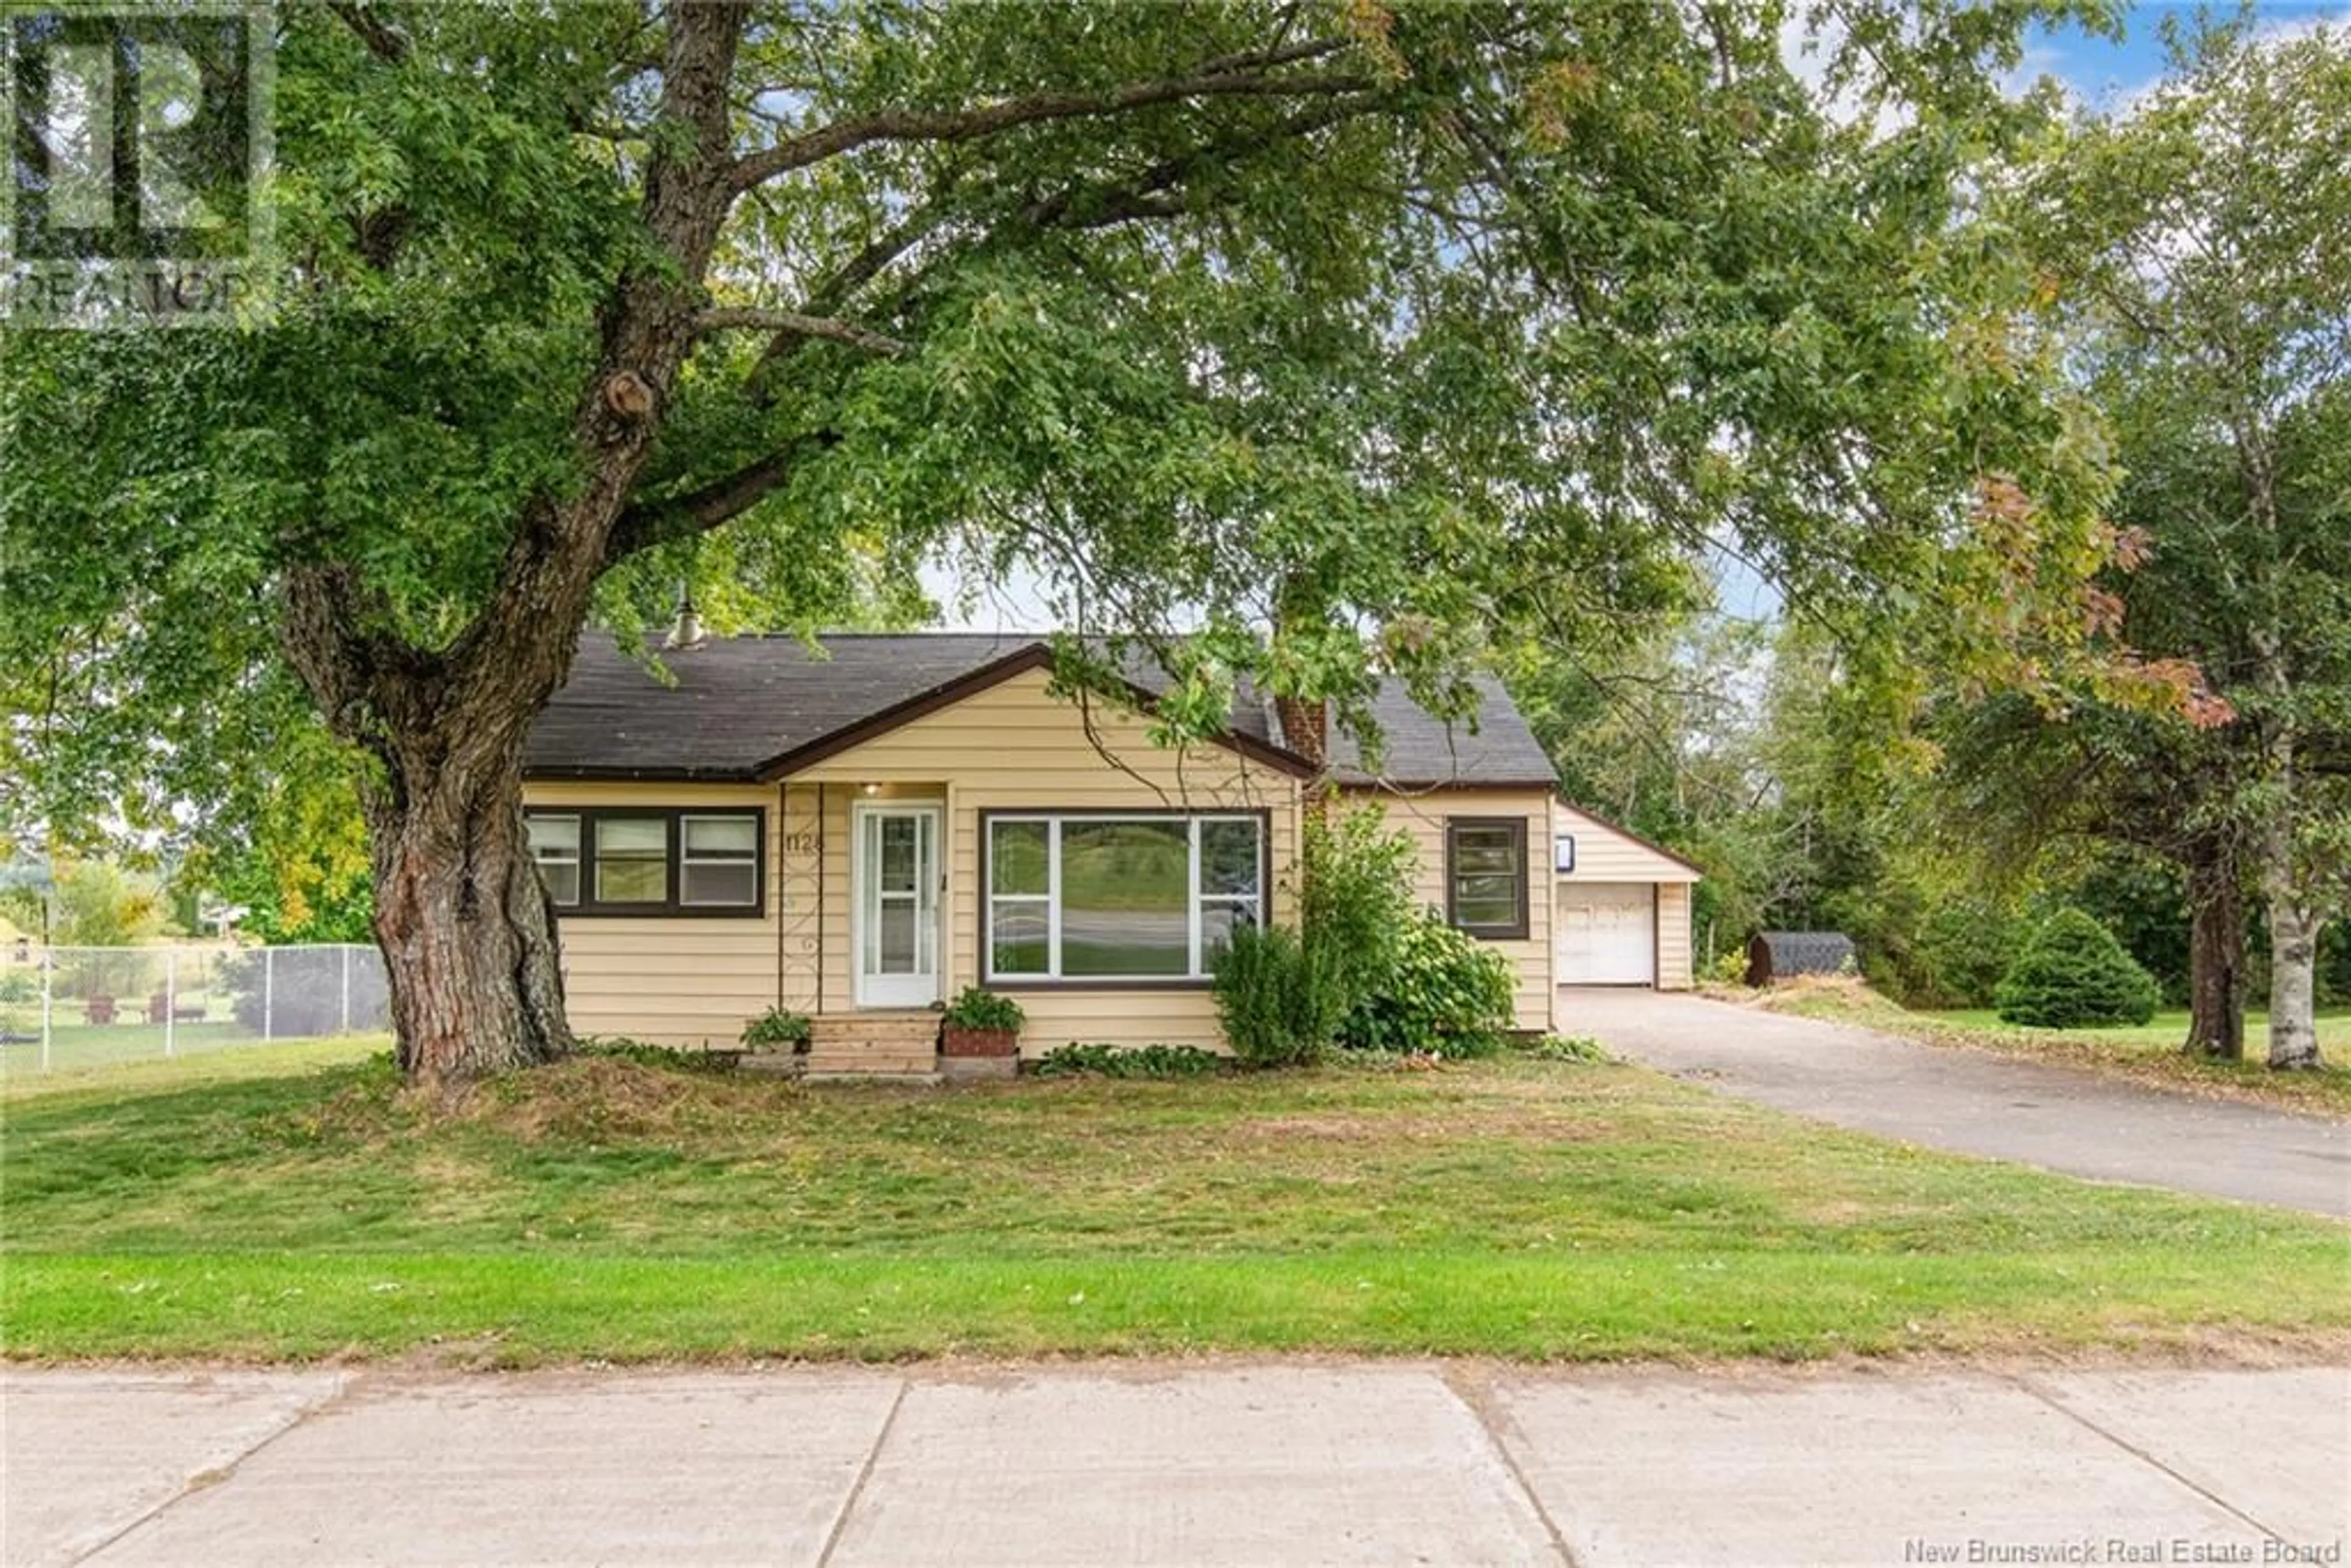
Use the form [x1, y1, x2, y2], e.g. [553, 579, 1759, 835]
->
[7, 1362, 2346, 1566]
[1561, 988, 2351, 1217]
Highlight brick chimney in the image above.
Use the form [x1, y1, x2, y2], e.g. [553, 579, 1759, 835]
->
[1273, 694, 1328, 770]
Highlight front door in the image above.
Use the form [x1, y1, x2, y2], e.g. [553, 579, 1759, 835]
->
[853, 804, 942, 1008]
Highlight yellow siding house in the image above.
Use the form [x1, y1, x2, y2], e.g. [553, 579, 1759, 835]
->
[522, 634, 1675, 1068]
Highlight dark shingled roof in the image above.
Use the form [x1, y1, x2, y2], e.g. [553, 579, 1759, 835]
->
[526, 632, 1555, 789]
[528, 634, 1041, 781]
[1324, 673, 1559, 789]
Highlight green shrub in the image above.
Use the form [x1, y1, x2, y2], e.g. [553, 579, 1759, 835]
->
[1905, 898, 2025, 1008]
[1518, 1032, 1612, 1064]
[576, 1037, 737, 1073]
[740, 1007, 811, 1051]
[1300, 806, 1419, 1015]
[1994, 909, 2162, 1029]
[1212, 921, 1347, 1067]
[1337, 910, 1517, 1058]
[0, 969, 33, 1038]
[941, 986, 1024, 1032]
[1033, 1042, 1226, 1079]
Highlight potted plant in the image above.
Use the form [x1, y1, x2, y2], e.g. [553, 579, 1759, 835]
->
[740, 1007, 812, 1054]
[939, 987, 1022, 1060]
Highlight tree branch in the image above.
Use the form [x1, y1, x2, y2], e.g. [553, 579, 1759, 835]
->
[699, 307, 907, 356]
[726, 54, 1368, 193]
[605, 431, 841, 563]
[1019, 96, 1376, 230]
[743, 198, 960, 397]
[327, 1, 409, 64]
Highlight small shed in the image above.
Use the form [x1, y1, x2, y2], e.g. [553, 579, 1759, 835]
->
[1745, 931, 1857, 986]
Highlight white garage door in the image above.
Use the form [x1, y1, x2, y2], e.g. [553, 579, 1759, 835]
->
[1556, 883, 1655, 985]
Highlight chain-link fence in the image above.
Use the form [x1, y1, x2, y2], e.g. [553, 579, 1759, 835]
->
[0, 943, 389, 1076]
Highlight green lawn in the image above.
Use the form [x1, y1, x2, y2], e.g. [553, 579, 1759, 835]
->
[1758, 982, 2351, 1116]
[0, 1019, 272, 1079]
[0, 1033, 388, 1101]
[4, 1048, 2346, 1364]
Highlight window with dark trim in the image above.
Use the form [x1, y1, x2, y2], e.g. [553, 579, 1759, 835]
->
[1445, 817, 1528, 940]
[982, 811, 1266, 985]
[524, 807, 766, 917]
[526, 815, 582, 907]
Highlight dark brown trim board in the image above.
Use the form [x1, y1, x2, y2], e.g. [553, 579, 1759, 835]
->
[754, 645, 1317, 782]
[1444, 816, 1531, 942]
[523, 805, 768, 920]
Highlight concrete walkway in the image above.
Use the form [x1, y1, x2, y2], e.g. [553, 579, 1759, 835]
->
[4, 1362, 2346, 1567]
[1561, 988, 2351, 1217]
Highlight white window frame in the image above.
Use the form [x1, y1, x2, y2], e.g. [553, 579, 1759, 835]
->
[527, 814, 582, 908]
[983, 813, 1264, 984]
[592, 814, 672, 907]
[678, 812, 761, 909]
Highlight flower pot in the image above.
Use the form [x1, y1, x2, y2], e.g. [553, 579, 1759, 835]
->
[940, 1024, 1019, 1058]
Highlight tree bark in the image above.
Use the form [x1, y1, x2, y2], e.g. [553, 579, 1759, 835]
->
[2264, 826, 2327, 1071]
[2182, 836, 2246, 1060]
[366, 748, 571, 1083]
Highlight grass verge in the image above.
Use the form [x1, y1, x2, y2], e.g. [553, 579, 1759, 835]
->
[1750, 979, 2351, 1117]
[4, 1050, 2345, 1364]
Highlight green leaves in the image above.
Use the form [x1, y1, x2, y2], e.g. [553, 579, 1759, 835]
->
[3, 0, 2134, 884]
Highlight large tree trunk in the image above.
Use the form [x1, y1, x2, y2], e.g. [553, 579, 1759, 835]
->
[366, 748, 571, 1083]
[2253, 705, 2327, 1070]
[2265, 857, 2327, 1071]
[2181, 836, 2246, 1060]
[269, 4, 749, 1082]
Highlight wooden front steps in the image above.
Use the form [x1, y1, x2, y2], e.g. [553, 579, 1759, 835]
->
[804, 1011, 941, 1082]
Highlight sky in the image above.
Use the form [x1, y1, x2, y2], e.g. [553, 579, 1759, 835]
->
[928, 1, 2345, 634]
[2028, 0, 2347, 103]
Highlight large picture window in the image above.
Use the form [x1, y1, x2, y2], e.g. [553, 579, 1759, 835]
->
[525, 808, 765, 918]
[1445, 817, 1528, 940]
[984, 813, 1265, 984]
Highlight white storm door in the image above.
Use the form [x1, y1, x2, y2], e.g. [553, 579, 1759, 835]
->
[853, 805, 942, 1007]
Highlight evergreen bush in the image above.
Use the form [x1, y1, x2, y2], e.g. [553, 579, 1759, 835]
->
[1211, 922, 1346, 1068]
[1993, 908, 2161, 1029]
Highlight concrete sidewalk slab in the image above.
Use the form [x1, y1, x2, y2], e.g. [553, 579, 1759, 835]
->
[1561, 987, 2351, 1215]
[827, 1365, 1561, 1567]
[0, 1370, 345, 1568]
[1487, 1368, 2277, 1567]
[81, 1371, 901, 1566]
[2030, 1367, 2351, 1542]
[6, 1362, 2344, 1567]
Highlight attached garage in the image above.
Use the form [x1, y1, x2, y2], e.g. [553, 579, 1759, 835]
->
[1556, 881, 1655, 985]
[1551, 801, 1704, 990]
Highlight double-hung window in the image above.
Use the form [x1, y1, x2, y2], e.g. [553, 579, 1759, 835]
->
[984, 814, 1264, 983]
[680, 815, 760, 907]
[525, 816, 582, 907]
[1445, 817, 1528, 940]
[594, 817, 669, 905]
[525, 808, 765, 917]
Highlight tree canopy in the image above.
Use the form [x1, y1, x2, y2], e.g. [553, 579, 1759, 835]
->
[1, 0, 2156, 1078]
